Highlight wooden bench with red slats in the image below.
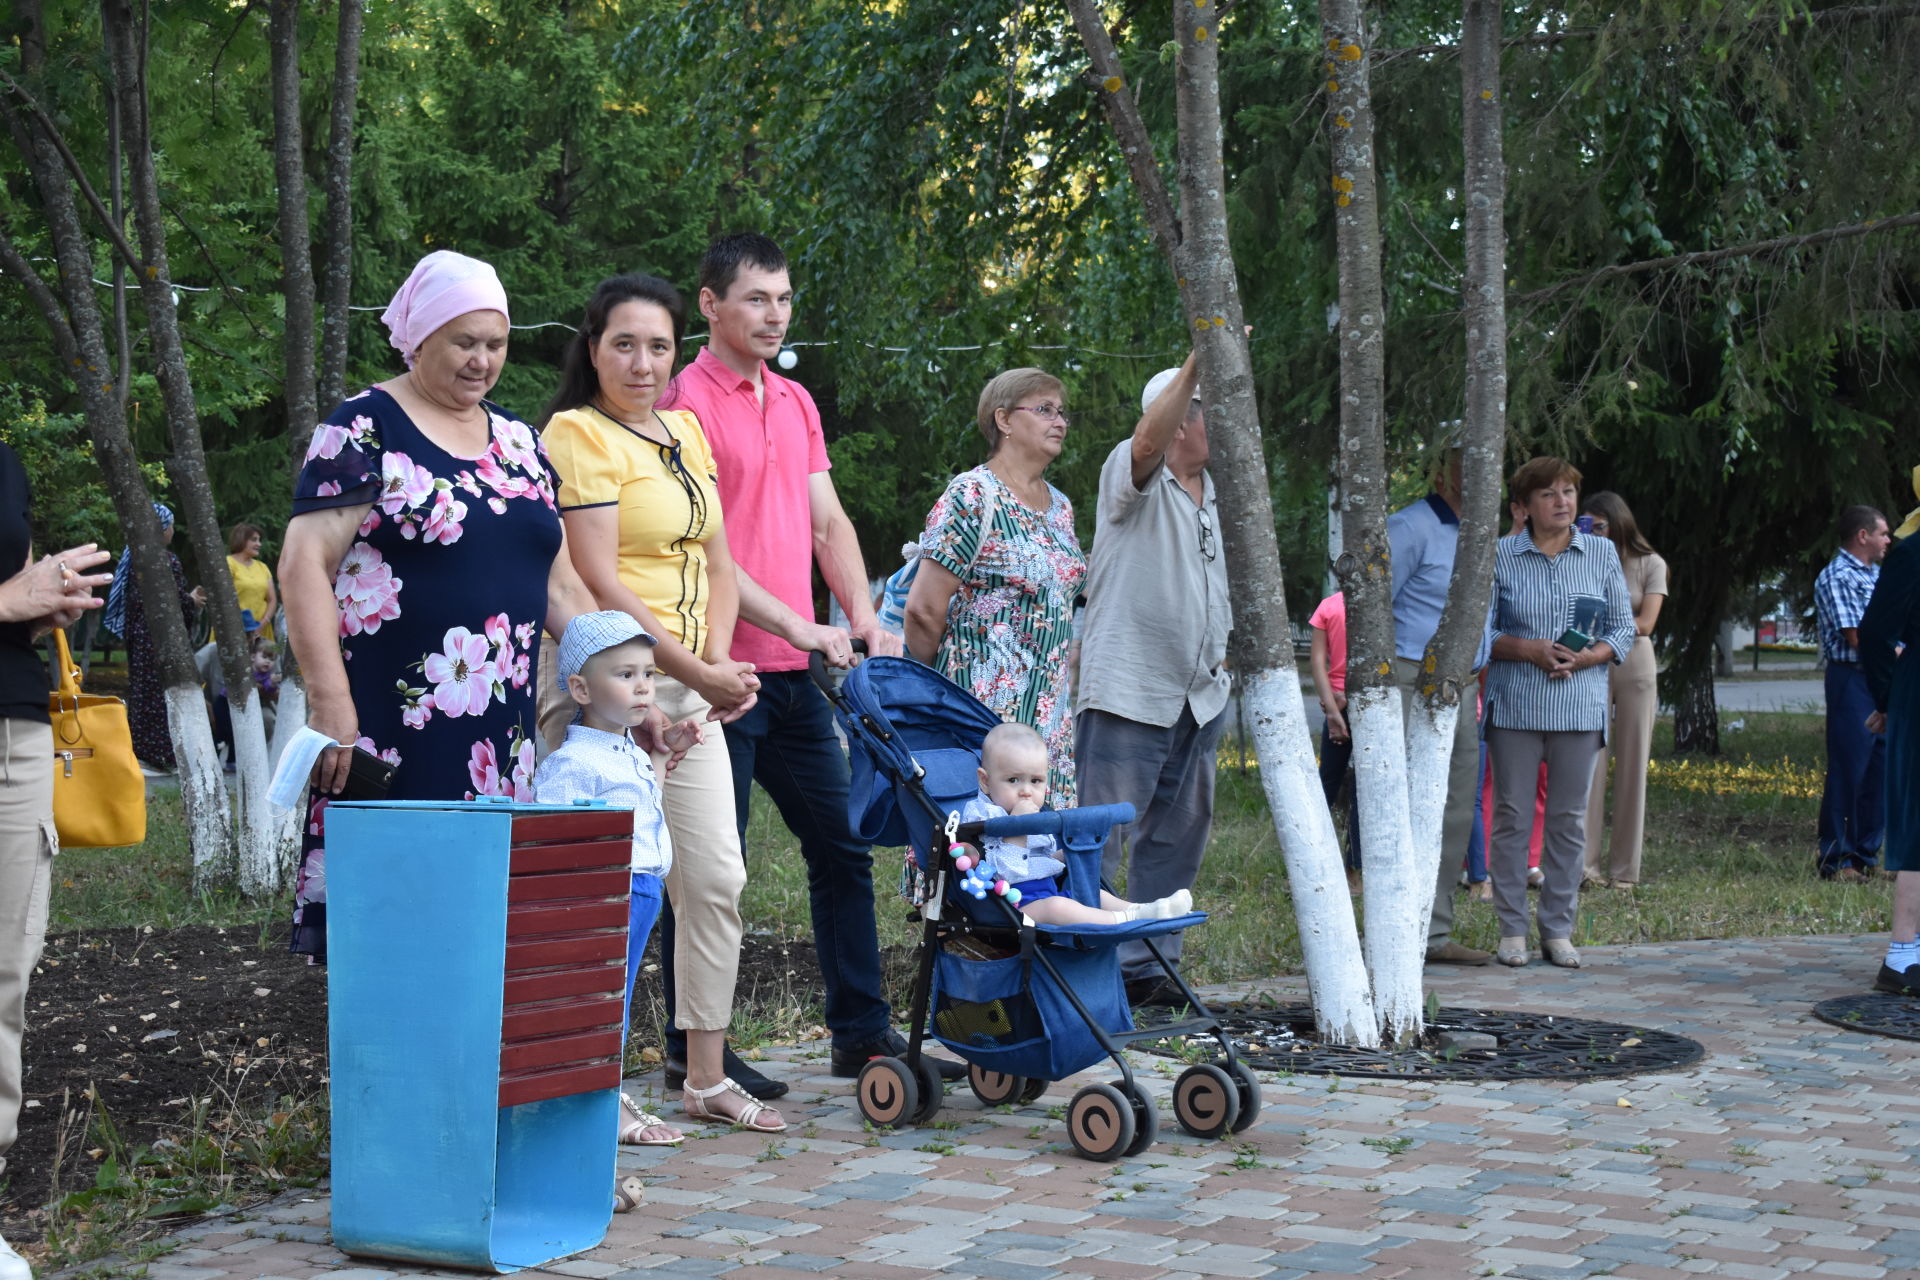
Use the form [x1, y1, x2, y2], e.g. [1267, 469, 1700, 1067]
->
[498, 809, 632, 1108]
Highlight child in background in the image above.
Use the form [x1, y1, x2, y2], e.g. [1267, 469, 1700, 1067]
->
[961, 722, 1193, 926]
[534, 611, 705, 1208]
[1308, 592, 1364, 893]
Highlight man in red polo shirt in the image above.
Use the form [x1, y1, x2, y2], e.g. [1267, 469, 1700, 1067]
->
[661, 233, 959, 1089]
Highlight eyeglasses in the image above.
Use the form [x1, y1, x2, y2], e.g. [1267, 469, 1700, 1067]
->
[1011, 403, 1070, 424]
[1197, 505, 1217, 561]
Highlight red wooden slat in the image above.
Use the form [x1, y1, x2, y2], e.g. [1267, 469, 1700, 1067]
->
[500, 1028, 622, 1074]
[504, 932, 627, 971]
[503, 965, 625, 1007]
[512, 811, 632, 845]
[506, 900, 628, 938]
[501, 994, 625, 1041]
[498, 1062, 622, 1109]
[507, 869, 630, 903]
[509, 841, 631, 875]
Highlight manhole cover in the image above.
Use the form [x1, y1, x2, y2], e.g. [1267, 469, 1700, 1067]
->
[1812, 993, 1920, 1041]
[1138, 1002, 1704, 1081]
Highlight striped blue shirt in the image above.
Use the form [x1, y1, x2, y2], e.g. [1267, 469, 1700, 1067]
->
[1814, 548, 1878, 663]
[533, 725, 673, 875]
[1485, 529, 1637, 733]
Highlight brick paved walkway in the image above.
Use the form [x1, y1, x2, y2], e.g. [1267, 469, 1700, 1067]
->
[60, 934, 1918, 1280]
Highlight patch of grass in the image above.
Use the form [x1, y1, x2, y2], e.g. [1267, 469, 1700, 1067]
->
[38, 1078, 326, 1271]
[49, 791, 281, 934]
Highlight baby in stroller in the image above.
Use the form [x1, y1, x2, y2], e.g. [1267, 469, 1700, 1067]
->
[961, 723, 1194, 926]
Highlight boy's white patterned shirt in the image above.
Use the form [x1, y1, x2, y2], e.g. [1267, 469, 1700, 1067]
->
[533, 725, 672, 876]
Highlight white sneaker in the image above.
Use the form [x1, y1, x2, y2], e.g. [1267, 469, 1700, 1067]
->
[0, 1230, 34, 1280]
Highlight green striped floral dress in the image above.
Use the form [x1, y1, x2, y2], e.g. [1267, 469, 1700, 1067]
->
[922, 465, 1087, 803]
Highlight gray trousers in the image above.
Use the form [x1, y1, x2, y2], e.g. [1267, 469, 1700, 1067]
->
[1, 719, 54, 1178]
[1076, 703, 1228, 981]
[1486, 726, 1604, 941]
[1390, 658, 1481, 949]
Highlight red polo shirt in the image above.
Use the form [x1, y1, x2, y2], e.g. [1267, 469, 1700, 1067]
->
[660, 346, 830, 672]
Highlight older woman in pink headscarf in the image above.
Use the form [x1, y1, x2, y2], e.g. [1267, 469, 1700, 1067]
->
[281, 250, 601, 962]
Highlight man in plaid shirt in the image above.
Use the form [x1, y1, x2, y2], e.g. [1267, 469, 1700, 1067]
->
[1814, 505, 1892, 880]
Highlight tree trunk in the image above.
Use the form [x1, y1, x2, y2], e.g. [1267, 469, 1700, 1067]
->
[1067, 0, 1377, 1046]
[269, 0, 321, 470]
[104, 0, 275, 888]
[1392, 0, 1511, 1043]
[5, 0, 232, 882]
[1670, 662, 1720, 755]
[1318, 0, 1421, 1041]
[316, 0, 363, 421]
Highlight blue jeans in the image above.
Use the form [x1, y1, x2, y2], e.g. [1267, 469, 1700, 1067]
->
[1819, 663, 1885, 875]
[623, 873, 666, 1028]
[720, 670, 890, 1049]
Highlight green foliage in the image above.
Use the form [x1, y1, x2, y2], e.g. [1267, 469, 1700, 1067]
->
[0, 386, 162, 554]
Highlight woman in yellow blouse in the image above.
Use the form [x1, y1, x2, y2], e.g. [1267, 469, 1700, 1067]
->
[226, 523, 277, 632]
[537, 273, 780, 1133]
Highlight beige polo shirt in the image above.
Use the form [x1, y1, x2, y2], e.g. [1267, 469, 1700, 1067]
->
[1075, 439, 1232, 728]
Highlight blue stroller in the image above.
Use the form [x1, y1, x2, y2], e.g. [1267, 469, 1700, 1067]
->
[811, 653, 1260, 1161]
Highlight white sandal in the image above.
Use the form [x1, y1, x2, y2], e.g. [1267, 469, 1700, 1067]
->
[682, 1077, 788, 1133]
[619, 1091, 685, 1146]
[612, 1174, 645, 1214]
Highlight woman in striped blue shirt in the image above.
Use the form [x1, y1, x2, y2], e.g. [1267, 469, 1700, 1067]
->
[1485, 457, 1636, 969]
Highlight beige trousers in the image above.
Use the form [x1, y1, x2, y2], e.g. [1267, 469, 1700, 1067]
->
[1, 718, 55, 1177]
[535, 647, 745, 1032]
[1582, 635, 1657, 884]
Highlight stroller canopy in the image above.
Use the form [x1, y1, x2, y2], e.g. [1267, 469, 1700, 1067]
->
[835, 656, 1003, 854]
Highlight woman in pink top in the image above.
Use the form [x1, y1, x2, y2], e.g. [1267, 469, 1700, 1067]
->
[1308, 593, 1363, 892]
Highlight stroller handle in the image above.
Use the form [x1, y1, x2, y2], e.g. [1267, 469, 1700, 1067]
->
[806, 636, 869, 699]
[962, 803, 1137, 841]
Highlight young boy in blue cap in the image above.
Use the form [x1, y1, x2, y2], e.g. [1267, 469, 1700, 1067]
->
[535, 610, 703, 1205]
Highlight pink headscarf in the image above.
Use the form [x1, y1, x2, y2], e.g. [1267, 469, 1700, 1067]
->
[380, 250, 511, 367]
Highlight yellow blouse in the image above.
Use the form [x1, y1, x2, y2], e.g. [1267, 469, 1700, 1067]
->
[541, 406, 722, 654]
[226, 554, 274, 630]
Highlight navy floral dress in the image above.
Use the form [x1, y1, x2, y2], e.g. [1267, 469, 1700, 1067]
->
[289, 387, 561, 960]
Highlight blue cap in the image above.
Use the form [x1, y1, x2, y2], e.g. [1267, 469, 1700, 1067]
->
[241, 609, 260, 633]
[556, 610, 656, 689]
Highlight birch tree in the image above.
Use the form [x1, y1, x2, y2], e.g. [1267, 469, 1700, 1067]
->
[103, 0, 278, 891]
[0, 0, 235, 883]
[1068, 0, 1378, 1047]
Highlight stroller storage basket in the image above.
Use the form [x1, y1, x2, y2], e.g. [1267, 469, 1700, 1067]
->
[931, 944, 1129, 1081]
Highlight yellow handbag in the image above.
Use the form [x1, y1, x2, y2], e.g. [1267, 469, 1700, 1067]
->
[48, 627, 148, 848]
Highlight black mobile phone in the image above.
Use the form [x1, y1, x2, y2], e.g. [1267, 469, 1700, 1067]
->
[340, 745, 396, 800]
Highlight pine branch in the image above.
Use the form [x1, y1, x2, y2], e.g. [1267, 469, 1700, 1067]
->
[1512, 211, 1920, 306]
[0, 219, 80, 368]
[1062, 0, 1182, 265]
[1378, 2, 1920, 61]
[0, 68, 147, 278]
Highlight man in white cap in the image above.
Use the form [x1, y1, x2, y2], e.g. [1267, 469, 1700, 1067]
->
[1075, 352, 1232, 1005]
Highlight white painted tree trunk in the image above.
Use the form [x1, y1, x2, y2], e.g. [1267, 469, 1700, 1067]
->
[1349, 687, 1422, 1042]
[1242, 669, 1379, 1047]
[267, 679, 309, 889]
[229, 689, 277, 897]
[165, 684, 231, 887]
[1404, 699, 1461, 934]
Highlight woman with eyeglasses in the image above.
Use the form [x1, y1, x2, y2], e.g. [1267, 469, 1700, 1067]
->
[1577, 491, 1668, 891]
[904, 368, 1089, 801]
[538, 273, 784, 1136]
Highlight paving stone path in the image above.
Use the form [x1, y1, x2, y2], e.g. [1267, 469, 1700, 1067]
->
[61, 934, 1918, 1280]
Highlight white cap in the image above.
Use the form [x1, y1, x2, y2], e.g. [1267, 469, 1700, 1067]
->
[1141, 367, 1199, 414]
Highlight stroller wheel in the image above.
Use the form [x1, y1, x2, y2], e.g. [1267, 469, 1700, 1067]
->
[966, 1064, 1030, 1108]
[1224, 1059, 1263, 1133]
[1017, 1076, 1049, 1105]
[1066, 1083, 1137, 1163]
[1171, 1063, 1241, 1139]
[1115, 1080, 1159, 1157]
[911, 1054, 946, 1124]
[855, 1057, 920, 1130]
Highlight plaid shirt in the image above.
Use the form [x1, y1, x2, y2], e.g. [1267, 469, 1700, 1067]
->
[1814, 548, 1878, 663]
[533, 725, 672, 875]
